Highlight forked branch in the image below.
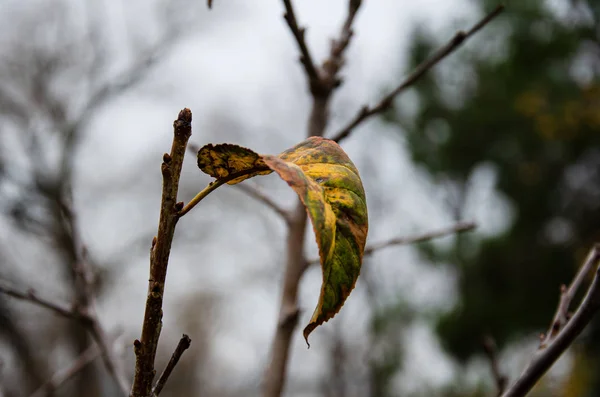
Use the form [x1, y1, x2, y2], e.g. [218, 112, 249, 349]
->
[151, 334, 192, 397]
[131, 109, 193, 397]
[330, 4, 505, 143]
[501, 244, 600, 397]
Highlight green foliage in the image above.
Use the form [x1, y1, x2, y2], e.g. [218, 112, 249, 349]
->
[390, 0, 600, 378]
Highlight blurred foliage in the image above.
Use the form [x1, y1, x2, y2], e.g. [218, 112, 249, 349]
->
[384, 0, 600, 394]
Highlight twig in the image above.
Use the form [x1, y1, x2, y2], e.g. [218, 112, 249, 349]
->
[321, 0, 363, 91]
[330, 4, 505, 143]
[0, 282, 79, 320]
[501, 244, 600, 397]
[177, 165, 274, 218]
[131, 109, 193, 397]
[0, 276, 128, 395]
[235, 183, 293, 225]
[482, 335, 508, 396]
[29, 331, 124, 397]
[59, 197, 129, 395]
[178, 180, 226, 217]
[29, 341, 100, 397]
[281, 0, 320, 89]
[282, 0, 362, 136]
[540, 246, 600, 347]
[151, 334, 192, 397]
[307, 221, 476, 266]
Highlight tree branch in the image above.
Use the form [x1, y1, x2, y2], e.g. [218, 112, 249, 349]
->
[29, 331, 124, 397]
[307, 221, 476, 266]
[483, 335, 508, 396]
[281, 0, 320, 89]
[501, 244, 600, 397]
[131, 108, 192, 397]
[151, 334, 192, 397]
[234, 183, 293, 225]
[0, 282, 79, 320]
[263, 203, 308, 397]
[29, 341, 101, 397]
[321, 0, 363, 91]
[58, 196, 129, 396]
[330, 4, 505, 143]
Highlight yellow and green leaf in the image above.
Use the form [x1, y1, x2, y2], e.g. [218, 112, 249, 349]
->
[197, 136, 368, 344]
[197, 143, 272, 184]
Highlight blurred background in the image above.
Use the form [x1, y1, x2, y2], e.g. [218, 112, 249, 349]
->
[0, 0, 599, 396]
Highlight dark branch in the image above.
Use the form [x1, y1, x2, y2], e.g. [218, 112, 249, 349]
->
[29, 341, 101, 397]
[151, 334, 192, 397]
[330, 4, 505, 143]
[131, 109, 192, 397]
[307, 221, 476, 266]
[235, 183, 293, 225]
[321, 0, 363, 91]
[281, 0, 320, 88]
[59, 196, 129, 395]
[0, 282, 81, 321]
[502, 244, 600, 397]
[482, 335, 508, 396]
[29, 331, 124, 397]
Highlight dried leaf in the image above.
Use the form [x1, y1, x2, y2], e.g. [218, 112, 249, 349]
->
[196, 137, 368, 343]
[197, 143, 271, 184]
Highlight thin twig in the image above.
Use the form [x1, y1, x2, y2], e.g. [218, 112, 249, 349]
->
[281, 0, 320, 88]
[321, 0, 363, 91]
[178, 165, 273, 218]
[307, 221, 476, 265]
[541, 246, 600, 346]
[29, 342, 100, 397]
[330, 4, 505, 143]
[178, 180, 226, 217]
[482, 335, 508, 396]
[29, 331, 124, 397]
[235, 183, 293, 225]
[151, 334, 192, 397]
[131, 109, 193, 397]
[59, 197, 129, 395]
[0, 282, 80, 320]
[502, 244, 600, 397]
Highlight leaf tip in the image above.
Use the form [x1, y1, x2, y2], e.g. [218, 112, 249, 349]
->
[303, 323, 317, 348]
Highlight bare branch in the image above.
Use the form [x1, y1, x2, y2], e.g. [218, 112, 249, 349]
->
[263, 202, 308, 397]
[330, 5, 505, 143]
[151, 334, 192, 397]
[0, 276, 128, 396]
[29, 331, 124, 397]
[131, 109, 193, 397]
[482, 335, 508, 396]
[235, 183, 293, 225]
[0, 282, 80, 320]
[321, 0, 363, 90]
[502, 244, 600, 397]
[307, 221, 476, 266]
[29, 341, 101, 397]
[541, 245, 600, 346]
[58, 197, 129, 396]
[281, 0, 320, 88]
